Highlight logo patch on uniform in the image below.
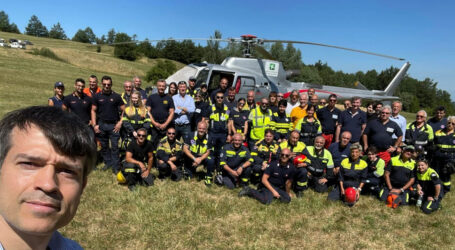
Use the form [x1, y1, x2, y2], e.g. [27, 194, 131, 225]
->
[273, 172, 279, 176]
[110, 98, 114, 102]
[243, 116, 247, 119]
[195, 108, 201, 113]
[442, 125, 445, 129]
[191, 139, 196, 145]
[285, 118, 289, 122]
[332, 114, 338, 119]
[163, 100, 168, 104]
[99, 99, 105, 102]
[386, 127, 394, 133]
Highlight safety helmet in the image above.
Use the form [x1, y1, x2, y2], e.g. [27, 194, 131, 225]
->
[386, 193, 401, 208]
[117, 171, 126, 184]
[243, 142, 248, 148]
[293, 154, 307, 166]
[344, 187, 357, 206]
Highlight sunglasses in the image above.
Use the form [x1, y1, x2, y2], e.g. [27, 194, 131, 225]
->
[238, 102, 245, 106]
[448, 122, 455, 125]
[137, 134, 147, 138]
[167, 132, 176, 135]
[277, 95, 284, 98]
[381, 112, 391, 114]
[102, 84, 112, 87]
[281, 154, 290, 157]
[320, 102, 327, 105]
[416, 115, 425, 118]
[329, 99, 337, 102]
[216, 96, 224, 99]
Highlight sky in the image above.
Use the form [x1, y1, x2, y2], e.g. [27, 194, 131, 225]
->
[3, 0, 454, 98]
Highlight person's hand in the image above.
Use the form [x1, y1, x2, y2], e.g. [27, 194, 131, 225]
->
[319, 178, 328, 184]
[386, 146, 396, 153]
[113, 123, 122, 133]
[236, 167, 243, 176]
[169, 161, 177, 171]
[262, 162, 268, 170]
[391, 188, 401, 194]
[133, 131, 138, 138]
[227, 135, 232, 143]
[290, 152, 296, 158]
[356, 189, 360, 200]
[141, 169, 150, 178]
[297, 162, 306, 168]
[341, 188, 345, 196]
[230, 169, 239, 177]
[333, 167, 340, 175]
[193, 157, 202, 166]
[139, 163, 147, 172]
[272, 190, 280, 198]
[428, 196, 434, 201]
[418, 190, 424, 196]
[94, 125, 101, 134]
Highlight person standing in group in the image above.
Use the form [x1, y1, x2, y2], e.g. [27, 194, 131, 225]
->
[187, 76, 198, 98]
[133, 76, 147, 103]
[224, 87, 237, 111]
[290, 92, 309, 128]
[48, 81, 65, 108]
[62, 78, 92, 127]
[390, 101, 406, 144]
[285, 90, 300, 115]
[270, 99, 292, 143]
[167, 82, 178, 97]
[121, 80, 133, 106]
[244, 90, 257, 112]
[209, 90, 231, 165]
[294, 104, 322, 146]
[228, 98, 249, 139]
[146, 79, 175, 149]
[317, 94, 341, 148]
[336, 96, 367, 144]
[248, 98, 273, 150]
[91, 75, 125, 173]
[210, 77, 229, 104]
[191, 90, 211, 133]
[83, 74, 101, 97]
[173, 81, 195, 141]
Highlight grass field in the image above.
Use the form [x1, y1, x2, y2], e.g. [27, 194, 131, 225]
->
[0, 31, 454, 249]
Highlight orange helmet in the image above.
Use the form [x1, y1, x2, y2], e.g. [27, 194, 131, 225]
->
[344, 187, 357, 206]
[386, 193, 401, 208]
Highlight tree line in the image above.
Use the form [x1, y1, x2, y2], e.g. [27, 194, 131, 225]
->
[1, 11, 453, 114]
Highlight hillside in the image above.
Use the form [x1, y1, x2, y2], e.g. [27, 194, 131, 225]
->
[0, 31, 184, 117]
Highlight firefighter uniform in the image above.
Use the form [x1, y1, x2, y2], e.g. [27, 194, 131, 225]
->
[294, 116, 322, 146]
[209, 104, 230, 166]
[250, 139, 280, 184]
[433, 129, 455, 192]
[305, 146, 335, 193]
[184, 132, 215, 184]
[405, 122, 434, 155]
[122, 106, 151, 138]
[229, 108, 249, 135]
[121, 92, 131, 106]
[156, 137, 184, 181]
[270, 111, 292, 141]
[279, 141, 309, 194]
[328, 157, 368, 201]
[417, 167, 443, 214]
[220, 144, 253, 189]
[364, 157, 385, 195]
[248, 107, 273, 150]
[378, 155, 415, 205]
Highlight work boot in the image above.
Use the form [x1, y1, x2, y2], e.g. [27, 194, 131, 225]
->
[238, 186, 252, 197]
[205, 176, 213, 187]
[295, 191, 304, 198]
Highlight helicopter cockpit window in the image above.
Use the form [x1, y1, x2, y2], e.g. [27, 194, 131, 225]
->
[196, 69, 209, 87]
[208, 70, 235, 93]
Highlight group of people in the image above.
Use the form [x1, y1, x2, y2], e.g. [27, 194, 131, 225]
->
[48, 75, 454, 213]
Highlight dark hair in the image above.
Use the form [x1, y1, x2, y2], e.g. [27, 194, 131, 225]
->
[168, 82, 178, 95]
[75, 78, 85, 84]
[237, 97, 246, 103]
[278, 99, 288, 107]
[366, 146, 378, 154]
[328, 94, 337, 100]
[269, 91, 277, 97]
[0, 106, 96, 180]
[178, 81, 187, 86]
[264, 129, 274, 136]
[216, 90, 225, 96]
[228, 87, 236, 92]
[101, 75, 112, 84]
[306, 103, 316, 112]
[436, 106, 446, 112]
[89, 75, 97, 80]
[137, 128, 148, 135]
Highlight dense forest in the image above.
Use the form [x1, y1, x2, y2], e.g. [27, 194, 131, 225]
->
[2, 11, 453, 114]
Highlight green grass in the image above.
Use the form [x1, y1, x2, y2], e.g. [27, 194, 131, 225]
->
[1, 31, 454, 249]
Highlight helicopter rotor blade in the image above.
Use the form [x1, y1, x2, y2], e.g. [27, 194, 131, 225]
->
[254, 45, 276, 60]
[262, 39, 405, 61]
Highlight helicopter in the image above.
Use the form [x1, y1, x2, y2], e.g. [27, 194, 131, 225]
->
[164, 34, 410, 102]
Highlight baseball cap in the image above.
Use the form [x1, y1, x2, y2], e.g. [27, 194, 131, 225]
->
[189, 76, 197, 81]
[54, 81, 64, 88]
[403, 145, 415, 152]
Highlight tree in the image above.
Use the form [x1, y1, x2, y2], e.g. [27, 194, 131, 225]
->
[113, 32, 137, 61]
[25, 15, 48, 37]
[145, 60, 177, 82]
[48, 22, 67, 40]
[72, 29, 90, 43]
[84, 27, 96, 44]
[0, 11, 20, 33]
[106, 28, 116, 44]
[202, 30, 223, 64]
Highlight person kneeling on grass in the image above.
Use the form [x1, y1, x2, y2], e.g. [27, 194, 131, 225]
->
[239, 148, 295, 204]
[156, 127, 184, 181]
[118, 128, 154, 191]
[416, 159, 443, 214]
[328, 143, 367, 206]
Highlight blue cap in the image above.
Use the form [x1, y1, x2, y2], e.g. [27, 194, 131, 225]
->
[54, 81, 64, 88]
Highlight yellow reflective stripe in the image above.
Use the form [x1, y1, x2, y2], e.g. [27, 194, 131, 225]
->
[426, 201, 433, 210]
[436, 144, 455, 149]
[241, 178, 248, 182]
[220, 161, 227, 166]
[443, 181, 451, 186]
[239, 151, 247, 157]
[226, 150, 236, 155]
[297, 181, 308, 187]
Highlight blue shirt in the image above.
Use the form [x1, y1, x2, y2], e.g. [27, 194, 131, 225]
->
[317, 106, 341, 134]
[390, 114, 406, 141]
[328, 142, 351, 167]
[428, 117, 448, 134]
[173, 93, 195, 125]
[364, 119, 403, 150]
[338, 109, 367, 143]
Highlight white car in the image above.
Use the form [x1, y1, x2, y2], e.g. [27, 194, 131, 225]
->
[10, 42, 24, 49]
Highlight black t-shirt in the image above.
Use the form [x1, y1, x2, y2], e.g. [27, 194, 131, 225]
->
[63, 93, 92, 124]
[146, 93, 175, 123]
[127, 140, 154, 162]
[317, 106, 341, 134]
[364, 119, 402, 150]
[264, 161, 296, 189]
[93, 91, 123, 122]
[191, 101, 210, 131]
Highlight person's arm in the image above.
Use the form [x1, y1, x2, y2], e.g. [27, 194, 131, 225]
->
[361, 123, 366, 136]
[362, 134, 369, 152]
[62, 104, 68, 111]
[163, 108, 174, 128]
[91, 104, 100, 133]
[384, 171, 392, 190]
[335, 124, 341, 143]
[48, 98, 54, 106]
[146, 152, 153, 172]
[262, 173, 280, 198]
[125, 151, 146, 171]
[243, 120, 249, 139]
[285, 179, 293, 196]
[434, 184, 441, 200]
[228, 119, 234, 136]
[187, 96, 196, 113]
[401, 178, 415, 192]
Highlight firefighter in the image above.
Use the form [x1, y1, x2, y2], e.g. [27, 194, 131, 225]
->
[416, 159, 443, 214]
[270, 99, 292, 143]
[219, 133, 253, 189]
[156, 127, 184, 181]
[363, 146, 385, 195]
[294, 104, 322, 146]
[433, 116, 455, 193]
[405, 110, 434, 157]
[122, 91, 151, 139]
[250, 129, 280, 184]
[209, 90, 231, 166]
[248, 98, 273, 150]
[305, 136, 335, 193]
[228, 98, 249, 139]
[183, 121, 215, 186]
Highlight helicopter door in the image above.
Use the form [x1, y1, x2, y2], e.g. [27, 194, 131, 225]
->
[235, 76, 255, 96]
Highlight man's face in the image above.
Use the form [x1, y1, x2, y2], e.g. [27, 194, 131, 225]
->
[134, 78, 141, 89]
[74, 81, 85, 94]
[260, 99, 269, 111]
[310, 96, 318, 105]
[247, 92, 255, 104]
[279, 149, 291, 164]
[290, 132, 299, 145]
[216, 93, 224, 105]
[436, 110, 445, 120]
[228, 90, 236, 101]
[367, 151, 376, 162]
[102, 79, 112, 93]
[197, 123, 207, 137]
[137, 130, 147, 144]
[392, 102, 401, 115]
[189, 80, 196, 88]
[278, 104, 286, 114]
[341, 133, 351, 146]
[277, 93, 283, 102]
[375, 104, 383, 113]
[299, 95, 308, 106]
[290, 92, 299, 103]
[178, 84, 187, 96]
[350, 149, 361, 160]
[380, 108, 391, 122]
[416, 112, 426, 123]
[220, 79, 228, 90]
[0, 126, 85, 235]
[314, 138, 325, 150]
[232, 135, 243, 148]
[124, 82, 132, 94]
[351, 99, 361, 111]
[343, 100, 351, 109]
[308, 88, 315, 96]
[89, 77, 98, 89]
[167, 129, 176, 141]
[416, 161, 428, 174]
[264, 132, 274, 144]
[328, 97, 337, 108]
[157, 81, 166, 95]
[402, 149, 413, 160]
